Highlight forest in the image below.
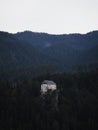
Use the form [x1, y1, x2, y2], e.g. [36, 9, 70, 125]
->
[0, 69, 98, 130]
[0, 30, 98, 80]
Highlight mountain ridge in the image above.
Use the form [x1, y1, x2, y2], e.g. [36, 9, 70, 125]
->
[0, 30, 98, 79]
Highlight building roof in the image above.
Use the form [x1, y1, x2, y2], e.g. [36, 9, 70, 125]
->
[42, 80, 56, 85]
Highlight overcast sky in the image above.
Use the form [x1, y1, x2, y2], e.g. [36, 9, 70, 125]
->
[0, 0, 98, 34]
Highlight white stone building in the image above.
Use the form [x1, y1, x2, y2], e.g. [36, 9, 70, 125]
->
[41, 80, 57, 94]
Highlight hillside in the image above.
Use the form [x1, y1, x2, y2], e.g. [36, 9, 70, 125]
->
[0, 70, 98, 130]
[0, 31, 57, 79]
[0, 30, 98, 79]
[15, 30, 98, 67]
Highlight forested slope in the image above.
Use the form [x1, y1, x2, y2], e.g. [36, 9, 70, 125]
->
[0, 70, 98, 130]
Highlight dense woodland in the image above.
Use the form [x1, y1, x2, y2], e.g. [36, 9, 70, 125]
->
[0, 30, 98, 130]
[0, 31, 98, 79]
[0, 69, 98, 130]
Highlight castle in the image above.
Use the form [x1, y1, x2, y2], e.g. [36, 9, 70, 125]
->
[41, 80, 57, 94]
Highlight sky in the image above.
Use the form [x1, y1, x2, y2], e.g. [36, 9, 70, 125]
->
[0, 0, 98, 34]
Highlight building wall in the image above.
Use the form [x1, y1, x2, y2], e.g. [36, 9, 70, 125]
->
[41, 84, 47, 93]
[47, 84, 56, 90]
[41, 84, 56, 93]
